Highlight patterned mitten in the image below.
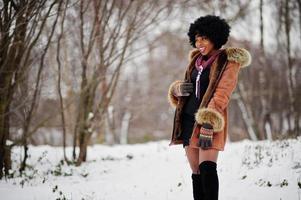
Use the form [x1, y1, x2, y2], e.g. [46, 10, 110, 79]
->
[198, 123, 214, 149]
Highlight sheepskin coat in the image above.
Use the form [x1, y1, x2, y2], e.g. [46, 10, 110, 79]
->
[168, 47, 251, 151]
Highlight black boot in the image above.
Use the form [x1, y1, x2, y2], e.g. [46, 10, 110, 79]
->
[191, 173, 204, 200]
[199, 161, 219, 200]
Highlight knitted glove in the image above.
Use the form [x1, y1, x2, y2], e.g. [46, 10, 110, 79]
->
[198, 123, 214, 149]
[172, 82, 193, 97]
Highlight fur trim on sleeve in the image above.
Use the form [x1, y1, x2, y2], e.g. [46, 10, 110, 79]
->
[226, 47, 252, 68]
[195, 108, 225, 132]
[168, 80, 182, 108]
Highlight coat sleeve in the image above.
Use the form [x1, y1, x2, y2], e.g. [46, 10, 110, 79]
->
[168, 49, 200, 108]
[195, 61, 240, 132]
[167, 80, 182, 108]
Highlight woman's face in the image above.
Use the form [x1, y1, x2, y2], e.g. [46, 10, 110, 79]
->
[195, 35, 216, 56]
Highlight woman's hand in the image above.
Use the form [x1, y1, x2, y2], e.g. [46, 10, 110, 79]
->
[172, 82, 193, 97]
[198, 123, 214, 149]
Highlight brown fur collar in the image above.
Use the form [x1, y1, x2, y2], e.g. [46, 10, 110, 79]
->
[188, 47, 251, 68]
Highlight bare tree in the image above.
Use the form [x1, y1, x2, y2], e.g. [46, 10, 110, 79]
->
[0, 0, 60, 179]
[56, 0, 70, 163]
[236, 83, 259, 141]
[54, 0, 174, 165]
[276, 0, 300, 136]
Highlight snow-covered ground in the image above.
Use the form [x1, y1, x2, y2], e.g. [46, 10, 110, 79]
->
[1, 137, 301, 200]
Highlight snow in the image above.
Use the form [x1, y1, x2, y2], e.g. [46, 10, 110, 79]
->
[1, 137, 301, 200]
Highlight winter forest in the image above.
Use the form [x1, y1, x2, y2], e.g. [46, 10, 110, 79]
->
[0, 0, 301, 199]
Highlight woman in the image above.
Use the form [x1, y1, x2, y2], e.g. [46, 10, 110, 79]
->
[167, 15, 251, 200]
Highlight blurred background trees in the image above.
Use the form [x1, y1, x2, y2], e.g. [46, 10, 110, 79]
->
[0, 0, 300, 178]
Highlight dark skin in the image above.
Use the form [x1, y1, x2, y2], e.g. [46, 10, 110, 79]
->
[195, 34, 218, 57]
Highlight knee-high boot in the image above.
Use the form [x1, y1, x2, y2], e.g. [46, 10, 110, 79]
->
[199, 161, 219, 200]
[191, 173, 204, 200]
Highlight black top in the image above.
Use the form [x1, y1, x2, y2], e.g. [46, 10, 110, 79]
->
[182, 66, 210, 117]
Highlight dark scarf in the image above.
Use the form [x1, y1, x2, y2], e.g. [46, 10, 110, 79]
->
[195, 50, 222, 99]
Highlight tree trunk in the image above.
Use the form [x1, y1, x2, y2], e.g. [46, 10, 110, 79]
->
[0, 96, 11, 178]
[57, 0, 69, 163]
[237, 83, 259, 141]
[284, 0, 298, 136]
[105, 108, 115, 145]
[120, 111, 131, 144]
[259, 0, 273, 140]
[264, 114, 273, 140]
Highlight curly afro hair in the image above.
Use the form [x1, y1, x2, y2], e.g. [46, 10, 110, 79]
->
[187, 15, 230, 49]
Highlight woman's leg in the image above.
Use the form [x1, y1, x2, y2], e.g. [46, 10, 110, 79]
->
[185, 146, 199, 173]
[185, 146, 202, 200]
[198, 148, 219, 164]
[198, 148, 219, 200]
[185, 147, 220, 200]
